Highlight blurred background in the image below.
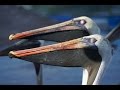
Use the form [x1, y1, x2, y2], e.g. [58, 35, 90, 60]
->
[0, 5, 120, 85]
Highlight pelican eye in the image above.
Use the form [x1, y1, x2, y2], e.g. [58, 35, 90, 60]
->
[79, 19, 86, 25]
[83, 37, 97, 44]
[74, 19, 86, 26]
[91, 38, 97, 43]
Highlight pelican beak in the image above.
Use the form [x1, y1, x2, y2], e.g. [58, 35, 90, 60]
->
[9, 37, 97, 58]
[9, 19, 88, 41]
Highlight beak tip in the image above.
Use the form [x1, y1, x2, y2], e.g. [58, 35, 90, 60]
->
[9, 34, 14, 40]
[9, 51, 17, 58]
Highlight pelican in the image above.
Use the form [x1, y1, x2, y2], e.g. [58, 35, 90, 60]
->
[9, 34, 113, 85]
[0, 16, 120, 85]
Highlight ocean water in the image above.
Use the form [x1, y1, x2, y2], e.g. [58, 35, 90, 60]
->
[0, 40, 120, 85]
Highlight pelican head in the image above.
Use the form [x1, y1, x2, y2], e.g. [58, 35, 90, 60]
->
[73, 16, 101, 35]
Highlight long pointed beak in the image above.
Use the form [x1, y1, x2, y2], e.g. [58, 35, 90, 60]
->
[9, 20, 87, 41]
[9, 37, 95, 58]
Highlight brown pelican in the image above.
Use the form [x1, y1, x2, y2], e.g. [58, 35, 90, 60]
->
[1, 16, 120, 85]
[9, 34, 112, 85]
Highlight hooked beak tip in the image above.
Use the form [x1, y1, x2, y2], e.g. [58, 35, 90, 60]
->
[9, 51, 17, 58]
[9, 34, 14, 40]
[9, 51, 14, 55]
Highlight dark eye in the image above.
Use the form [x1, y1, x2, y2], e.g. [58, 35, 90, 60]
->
[74, 19, 86, 26]
[79, 19, 86, 25]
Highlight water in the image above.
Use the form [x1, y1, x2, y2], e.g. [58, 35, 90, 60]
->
[0, 57, 82, 85]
